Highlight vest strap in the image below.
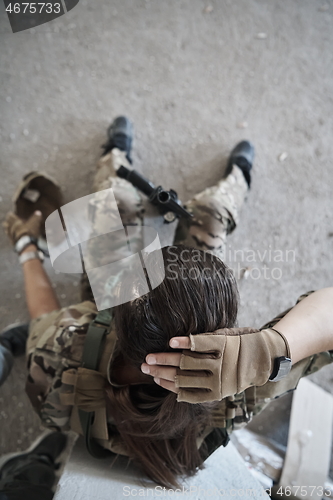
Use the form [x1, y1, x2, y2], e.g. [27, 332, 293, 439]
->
[78, 308, 113, 459]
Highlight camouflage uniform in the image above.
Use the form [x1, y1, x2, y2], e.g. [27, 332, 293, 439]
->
[174, 162, 248, 261]
[26, 151, 333, 456]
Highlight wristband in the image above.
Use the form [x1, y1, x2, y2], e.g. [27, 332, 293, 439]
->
[14, 235, 38, 255]
[19, 250, 44, 265]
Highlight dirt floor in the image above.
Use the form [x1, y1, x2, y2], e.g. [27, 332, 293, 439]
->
[0, 0, 332, 479]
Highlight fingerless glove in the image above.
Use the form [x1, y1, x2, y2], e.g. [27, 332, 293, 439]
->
[175, 327, 291, 403]
[3, 211, 42, 245]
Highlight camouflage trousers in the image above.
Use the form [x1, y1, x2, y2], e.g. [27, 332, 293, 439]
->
[81, 148, 248, 302]
[94, 148, 248, 259]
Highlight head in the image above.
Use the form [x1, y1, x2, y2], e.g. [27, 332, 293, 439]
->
[105, 245, 239, 488]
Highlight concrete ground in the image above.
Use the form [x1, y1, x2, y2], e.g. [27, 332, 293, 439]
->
[0, 0, 332, 484]
[54, 440, 270, 499]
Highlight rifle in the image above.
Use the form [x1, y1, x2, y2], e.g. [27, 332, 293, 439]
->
[117, 165, 193, 223]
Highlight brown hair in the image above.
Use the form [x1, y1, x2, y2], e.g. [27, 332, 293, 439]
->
[105, 245, 238, 488]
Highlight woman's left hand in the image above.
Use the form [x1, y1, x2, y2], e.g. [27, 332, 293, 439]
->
[140, 336, 191, 394]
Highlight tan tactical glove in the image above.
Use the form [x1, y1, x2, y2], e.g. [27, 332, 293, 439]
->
[3, 211, 43, 246]
[175, 327, 291, 403]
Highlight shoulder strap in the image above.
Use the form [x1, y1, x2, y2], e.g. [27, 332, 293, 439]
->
[81, 309, 112, 371]
[79, 308, 113, 459]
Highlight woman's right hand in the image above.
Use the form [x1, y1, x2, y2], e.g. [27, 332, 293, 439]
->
[141, 336, 191, 394]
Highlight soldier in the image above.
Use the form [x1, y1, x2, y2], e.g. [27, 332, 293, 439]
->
[1, 117, 333, 491]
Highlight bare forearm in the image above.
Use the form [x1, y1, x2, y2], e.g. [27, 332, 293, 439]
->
[21, 245, 60, 319]
[274, 288, 333, 364]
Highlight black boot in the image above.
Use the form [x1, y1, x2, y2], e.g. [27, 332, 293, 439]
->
[101, 116, 133, 164]
[0, 323, 29, 357]
[0, 431, 68, 499]
[226, 140, 255, 188]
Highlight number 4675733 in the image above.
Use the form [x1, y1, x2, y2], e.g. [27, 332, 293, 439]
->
[6, 3, 61, 14]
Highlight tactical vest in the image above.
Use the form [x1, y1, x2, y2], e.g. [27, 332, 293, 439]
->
[58, 308, 231, 458]
[26, 302, 230, 458]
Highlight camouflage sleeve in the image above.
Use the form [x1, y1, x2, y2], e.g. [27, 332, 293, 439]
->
[25, 301, 98, 430]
